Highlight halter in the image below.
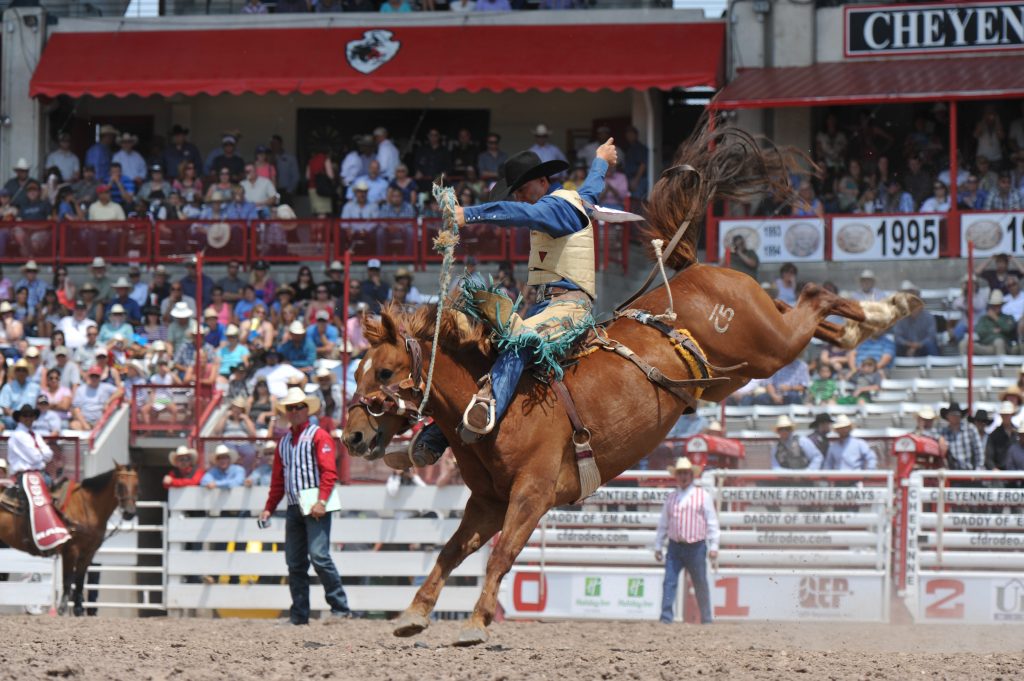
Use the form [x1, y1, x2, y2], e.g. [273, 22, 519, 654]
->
[348, 333, 426, 429]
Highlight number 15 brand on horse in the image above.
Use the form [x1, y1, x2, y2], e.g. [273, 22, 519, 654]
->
[411, 139, 620, 463]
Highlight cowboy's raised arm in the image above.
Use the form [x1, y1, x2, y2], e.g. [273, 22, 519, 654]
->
[460, 193, 587, 238]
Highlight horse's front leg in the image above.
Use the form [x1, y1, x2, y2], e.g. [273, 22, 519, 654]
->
[58, 552, 74, 616]
[72, 562, 87, 617]
[456, 476, 556, 646]
[393, 495, 506, 637]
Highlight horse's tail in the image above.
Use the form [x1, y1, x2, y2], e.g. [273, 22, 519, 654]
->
[643, 113, 815, 270]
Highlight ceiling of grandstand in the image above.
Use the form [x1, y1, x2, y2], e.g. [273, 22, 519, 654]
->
[29, 23, 724, 99]
[714, 54, 1024, 109]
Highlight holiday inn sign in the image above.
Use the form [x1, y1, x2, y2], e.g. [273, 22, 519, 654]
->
[846, 1, 1024, 57]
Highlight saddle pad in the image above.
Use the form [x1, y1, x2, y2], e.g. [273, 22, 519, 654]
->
[22, 471, 71, 552]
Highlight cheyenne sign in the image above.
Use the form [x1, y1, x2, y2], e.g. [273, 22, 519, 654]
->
[846, 1, 1024, 57]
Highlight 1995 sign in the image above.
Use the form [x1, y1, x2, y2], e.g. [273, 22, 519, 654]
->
[832, 216, 940, 261]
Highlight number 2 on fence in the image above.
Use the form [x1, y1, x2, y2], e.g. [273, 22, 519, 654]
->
[924, 579, 964, 620]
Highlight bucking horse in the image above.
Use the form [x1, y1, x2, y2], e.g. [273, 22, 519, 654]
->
[343, 121, 919, 645]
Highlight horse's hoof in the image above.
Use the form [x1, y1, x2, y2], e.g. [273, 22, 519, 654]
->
[392, 611, 429, 637]
[452, 625, 488, 647]
[72, 606, 84, 617]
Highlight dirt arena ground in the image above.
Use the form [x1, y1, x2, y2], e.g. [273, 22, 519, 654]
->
[0, 616, 1020, 680]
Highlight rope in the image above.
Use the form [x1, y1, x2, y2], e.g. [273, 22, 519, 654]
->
[418, 181, 461, 414]
[651, 238, 677, 322]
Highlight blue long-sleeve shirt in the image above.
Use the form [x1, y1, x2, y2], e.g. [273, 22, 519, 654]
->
[85, 143, 113, 183]
[277, 337, 317, 369]
[200, 463, 246, 488]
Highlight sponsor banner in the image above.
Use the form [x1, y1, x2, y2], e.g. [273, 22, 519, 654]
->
[919, 488, 1024, 505]
[530, 528, 654, 547]
[961, 212, 1024, 257]
[500, 569, 663, 620]
[543, 511, 660, 527]
[832, 215, 941, 261]
[718, 487, 890, 504]
[719, 218, 825, 263]
[713, 572, 886, 622]
[587, 488, 672, 505]
[720, 511, 881, 528]
[916, 574, 1024, 623]
[846, 1, 1024, 57]
[920, 512, 1024, 530]
[919, 532, 1024, 549]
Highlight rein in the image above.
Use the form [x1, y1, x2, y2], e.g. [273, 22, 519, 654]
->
[348, 333, 427, 429]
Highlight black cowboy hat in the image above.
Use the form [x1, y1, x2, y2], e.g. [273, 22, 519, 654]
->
[940, 401, 965, 420]
[13, 404, 39, 421]
[488, 151, 569, 202]
[969, 409, 994, 425]
[810, 413, 834, 427]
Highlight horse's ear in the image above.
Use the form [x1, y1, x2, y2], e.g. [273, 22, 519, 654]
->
[365, 312, 399, 346]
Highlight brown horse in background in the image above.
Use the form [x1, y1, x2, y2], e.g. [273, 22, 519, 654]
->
[343, 123, 919, 645]
[0, 464, 139, 616]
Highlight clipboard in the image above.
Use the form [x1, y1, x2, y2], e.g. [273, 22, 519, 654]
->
[298, 486, 343, 515]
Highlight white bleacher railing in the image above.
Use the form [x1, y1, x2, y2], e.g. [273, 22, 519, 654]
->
[166, 485, 483, 615]
[905, 470, 1024, 624]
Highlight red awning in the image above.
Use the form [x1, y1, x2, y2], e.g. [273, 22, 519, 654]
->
[715, 54, 1024, 109]
[30, 23, 724, 99]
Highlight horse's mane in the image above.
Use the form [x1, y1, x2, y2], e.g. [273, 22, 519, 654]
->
[643, 113, 814, 270]
[79, 468, 115, 492]
[365, 302, 492, 357]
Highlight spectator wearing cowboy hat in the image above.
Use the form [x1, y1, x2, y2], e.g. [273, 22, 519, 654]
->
[358, 259, 389, 315]
[245, 442, 276, 487]
[210, 134, 246, 183]
[963, 289, 1017, 355]
[389, 267, 425, 305]
[180, 256, 215, 309]
[653, 456, 718, 624]
[323, 260, 345, 300]
[985, 402, 1018, 471]
[313, 367, 342, 427]
[913, 406, 948, 456]
[260, 386, 352, 625]
[277, 321, 316, 373]
[163, 445, 203, 489]
[217, 325, 250, 379]
[105, 278, 142, 324]
[46, 131, 80, 183]
[112, 133, 147, 186]
[772, 415, 826, 470]
[99, 304, 135, 344]
[69, 365, 120, 431]
[969, 408, 994, 442]
[15, 261, 46, 311]
[310, 310, 340, 358]
[528, 123, 568, 167]
[938, 402, 984, 471]
[200, 445, 246, 489]
[0, 359, 40, 428]
[161, 125, 202, 181]
[824, 415, 877, 470]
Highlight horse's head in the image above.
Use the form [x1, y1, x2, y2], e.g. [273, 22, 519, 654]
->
[113, 463, 139, 521]
[344, 311, 425, 460]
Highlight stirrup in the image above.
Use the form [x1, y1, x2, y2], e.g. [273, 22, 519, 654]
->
[461, 394, 496, 436]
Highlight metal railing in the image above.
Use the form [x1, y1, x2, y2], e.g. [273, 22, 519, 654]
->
[0, 218, 631, 272]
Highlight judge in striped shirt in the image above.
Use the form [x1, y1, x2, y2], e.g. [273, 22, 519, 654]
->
[261, 387, 352, 625]
[653, 457, 720, 624]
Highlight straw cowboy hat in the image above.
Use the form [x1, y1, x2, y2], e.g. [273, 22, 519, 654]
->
[99, 125, 119, 137]
[229, 395, 248, 410]
[315, 366, 335, 382]
[774, 415, 795, 430]
[488, 150, 569, 201]
[276, 386, 321, 415]
[916, 406, 937, 420]
[209, 444, 237, 465]
[1000, 385, 1022, 401]
[832, 414, 855, 430]
[988, 289, 1005, 306]
[999, 400, 1018, 416]
[170, 302, 193, 319]
[206, 221, 231, 249]
[705, 420, 723, 434]
[13, 158, 30, 171]
[666, 456, 701, 475]
[168, 445, 197, 467]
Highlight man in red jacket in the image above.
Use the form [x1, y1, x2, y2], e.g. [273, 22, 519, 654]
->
[162, 446, 203, 488]
[260, 387, 352, 625]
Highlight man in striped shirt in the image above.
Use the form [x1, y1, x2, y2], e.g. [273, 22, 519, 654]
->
[260, 387, 352, 625]
[653, 457, 720, 624]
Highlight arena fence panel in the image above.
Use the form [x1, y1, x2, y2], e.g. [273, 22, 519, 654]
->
[165, 485, 484, 616]
[904, 470, 1024, 624]
[0, 551, 57, 613]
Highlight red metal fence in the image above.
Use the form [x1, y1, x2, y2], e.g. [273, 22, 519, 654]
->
[2, 218, 632, 272]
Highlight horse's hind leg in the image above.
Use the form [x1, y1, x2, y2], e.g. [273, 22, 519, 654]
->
[393, 495, 506, 638]
[456, 476, 555, 647]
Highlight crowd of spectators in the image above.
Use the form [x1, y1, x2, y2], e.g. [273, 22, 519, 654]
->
[238, 0, 595, 14]
[735, 101, 1024, 218]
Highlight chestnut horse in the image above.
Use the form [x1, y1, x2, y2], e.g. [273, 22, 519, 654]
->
[0, 464, 139, 616]
[343, 125, 918, 645]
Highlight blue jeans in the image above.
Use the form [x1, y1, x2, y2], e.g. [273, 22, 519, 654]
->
[660, 540, 712, 624]
[284, 504, 350, 624]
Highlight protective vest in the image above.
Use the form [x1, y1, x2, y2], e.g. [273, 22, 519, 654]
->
[527, 189, 596, 298]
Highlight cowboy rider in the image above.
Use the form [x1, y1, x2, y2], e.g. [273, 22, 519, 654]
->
[7, 404, 55, 487]
[410, 138, 618, 464]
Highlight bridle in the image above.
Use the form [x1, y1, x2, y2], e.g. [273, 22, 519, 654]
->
[348, 333, 426, 430]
